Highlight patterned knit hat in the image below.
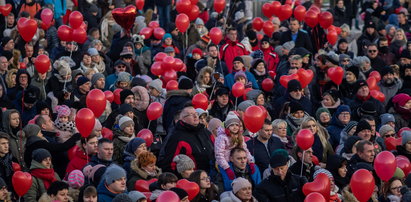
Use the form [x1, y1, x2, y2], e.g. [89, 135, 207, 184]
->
[55, 105, 71, 117]
[119, 116, 134, 130]
[313, 168, 333, 179]
[68, 170, 85, 189]
[173, 154, 195, 173]
[224, 111, 241, 128]
[232, 177, 252, 194]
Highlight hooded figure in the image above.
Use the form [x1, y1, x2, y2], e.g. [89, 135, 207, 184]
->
[2, 109, 26, 168]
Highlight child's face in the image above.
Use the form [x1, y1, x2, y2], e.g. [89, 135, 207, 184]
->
[236, 77, 246, 84]
[59, 115, 69, 123]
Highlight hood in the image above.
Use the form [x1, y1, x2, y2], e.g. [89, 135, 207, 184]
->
[30, 159, 50, 170]
[197, 66, 214, 85]
[2, 109, 19, 135]
[131, 86, 150, 111]
[16, 69, 31, 88]
[326, 154, 347, 175]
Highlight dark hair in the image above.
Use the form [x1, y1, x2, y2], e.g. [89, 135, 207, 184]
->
[47, 181, 69, 196]
[188, 170, 218, 202]
[207, 44, 218, 51]
[263, 119, 271, 126]
[230, 147, 247, 157]
[356, 140, 373, 153]
[367, 43, 378, 49]
[0, 132, 9, 140]
[81, 134, 98, 146]
[289, 17, 299, 24]
[381, 177, 403, 198]
[35, 114, 47, 127]
[158, 172, 178, 186]
[88, 27, 99, 35]
[226, 27, 237, 33]
[98, 138, 112, 148]
[78, 185, 97, 202]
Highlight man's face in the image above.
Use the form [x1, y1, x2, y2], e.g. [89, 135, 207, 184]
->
[0, 187, 7, 200]
[83, 137, 98, 155]
[358, 129, 372, 141]
[398, 13, 407, 24]
[115, 64, 127, 73]
[358, 144, 375, 163]
[338, 112, 351, 125]
[79, 82, 91, 94]
[290, 59, 302, 69]
[379, 40, 388, 47]
[299, 148, 313, 164]
[108, 177, 126, 192]
[0, 57, 8, 72]
[289, 89, 303, 100]
[366, 120, 376, 135]
[233, 61, 244, 71]
[19, 74, 28, 86]
[91, 55, 100, 63]
[42, 115, 55, 131]
[216, 94, 229, 106]
[181, 107, 199, 126]
[52, 189, 69, 202]
[272, 164, 289, 180]
[208, 46, 218, 58]
[400, 58, 411, 65]
[383, 73, 395, 85]
[25, 45, 34, 57]
[259, 124, 273, 141]
[357, 86, 370, 97]
[6, 15, 14, 25]
[367, 46, 378, 59]
[97, 142, 114, 161]
[289, 20, 300, 33]
[230, 150, 247, 170]
[0, 138, 9, 156]
[94, 78, 105, 89]
[124, 95, 135, 105]
[9, 112, 20, 128]
[227, 30, 237, 42]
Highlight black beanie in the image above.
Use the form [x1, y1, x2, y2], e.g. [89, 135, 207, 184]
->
[24, 87, 39, 104]
[233, 56, 244, 64]
[32, 148, 51, 163]
[119, 104, 134, 115]
[289, 101, 304, 114]
[120, 89, 134, 104]
[178, 77, 193, 90]
[287, 79, 302, 92]
[261, 35, 270, 44]
[355, 120, 372, 134]
[380, 66, 394, 77]
[246, 30, 257, 41]
[359, 101, 377, 115]
[346, 65, 360, 79]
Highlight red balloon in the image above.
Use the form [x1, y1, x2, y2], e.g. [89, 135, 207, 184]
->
[294, 5, 306, 22]
[232, 82, 245, 98]
[243, 106, 265, 133]
[319, 11, 333, 29]
[385, 137, 400, 151]
[279, 74, 300, 88]
[268, 71, 276, 79]
[139, 27, 153, 39]
[102, 127, 113, 140]
[350, 169, 375, 202]
[113, 88, 123, 104]
[151, 62, 163, 76]
[162, 70, 177, 84]
[278, 5, 292, 21]
[262, 3, 274, 18]
[305, 193, 326, 202]
[41, 8, 53, 26]
[297, 68, 314, 88]
[0, 4, 12, 16]
[369, 71, 381, 82]
[157, 191, 179, 202]
[136, 0, 145, 10]
[12, 171, 32, 197]
[309, 5, 321, 14]
[137, 129, 154, 147]
[148, 21, 159, 28]
[192, 93, 209, 110]
[327, 66, 344, 85]
[188, 5, 200, 21]
[243, 88, 252, 100]
[57, 25, 73, 42]
[209, 27, 223, 45]
[271, 1, 282, 17]
[154, 52, 167, 62]
[374, 151, 396, 181]
[370, 90, 385, 103]
[69, 11, 83, 29]
[327, 25, 342, 35]
[72, 28, 87, 44]
[303, 173, 331, 201]
[112, 5, 137, 32]
[34, 54, 50, 74]
[190, 0, 198, 5]
[304, 10, 319, 28]
[263, 21, 275, 37]
[312, 155, 320, 165]
[12, 162, 21, 172]
[104, 90, 114, 103]
[166, 80, 179, 91]
[68, 145, 80, 160]
[153, 27, 165, 40]
[17, 17, 37, 42]
[147, 102, 163, 121]
[76, 108, 96, 138]
[86, 89, 106, 118]
[296, 129, 314, 150]
[176, 14, 190, 33]
[252, 17, 264, 31]
[135, 179, 158, 192]
[262, 78, 274, 92]
[214, 0, 225, 13]
[176, 0, 192, 14]
[327, 30, 338, 45]
[174, 58, 184, 71]
[177, 179, 200, 201]
[162, 56, 176, 72]
[367, 77, 379, 91]
[397, 156, 411, 175]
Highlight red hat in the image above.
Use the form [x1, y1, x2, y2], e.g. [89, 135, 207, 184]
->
[192, 48, 202, 56]
[393, 93, 411, 107]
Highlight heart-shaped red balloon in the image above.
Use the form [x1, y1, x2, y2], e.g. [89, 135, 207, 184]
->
[209, 27, 223, 45]
[305, 192, 326, 202]
[297, 68, 314, 88]
[162, 70, 177, 85]
[176, 0, 192, 14]
[148, 21, 159, 28]
[278, 5, 292, 21]
[41, 8, 54, 27]
[162, 56, 176, 72]
[112, 5, 137, 32]
[252, 17, 264, 31]
[327, 66, 344, 85]
[296, 129, 314, 150]
[0, 4, 12, 16]
[327, 30, 338, 45]
[232, 82, 245, 98]
[367, 77, 380, 91]
[369, 71, 381, 82]
[69, 11, 83, 29]
[174, 58, 184, 71]
[268, 70, 276, 79]
[12, 171, 32, 197]
[385, 137, 401, 151]
[135, 179, 158, 192]
[175, 13, 190, 33]
[192, 93, 209, 110]
[305, 10, 319, 28]
[153, 27, 165, 40]
[303, 173, 331, 200]
[279, 74, 300, 88]
[57, 25, 73, 42]
[17, 18, 37, 42]
[350, 169, 375, 202]
[263, 21, 275, 37]
[139, 27, 153, 39]
[176, 179, 200, 201]
[34, 54, 50, 74]
[214, 0, 225, 13]
[294, 5, 306, 22]
[102, 127, 113, 140]
[370, 90, 385, 103]
[188, 5, 200, 21]
[262, 3, 274, 18]
[319, 11, 333, 29]
[151, 61, 163, 76]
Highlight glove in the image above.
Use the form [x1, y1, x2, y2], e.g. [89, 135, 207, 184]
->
[225, 168, 235, 180]
[249, 163, 256, 174]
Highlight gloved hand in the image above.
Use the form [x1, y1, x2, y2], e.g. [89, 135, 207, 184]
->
[225, 168, 235, 180]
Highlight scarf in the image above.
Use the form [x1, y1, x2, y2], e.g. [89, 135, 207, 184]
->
[0, 154, 13, 177]
[272, 134, 288, 143]
[394, 105, 411, 120]
[31, 168, 57, 189]
[286, 114, 306, 132]
[356, 94, 371, 102]
[253, 68, 266, 76]
[118, 134, 135, 143]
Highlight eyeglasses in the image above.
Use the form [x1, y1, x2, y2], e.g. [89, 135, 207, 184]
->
[117, 65, 126, 68]
[200, 176, 210, 181]
[183, 113, 199, 118]
[368, 50, 377, 53]
[391, 186, 401, 191]
[340, 112, 350, 116]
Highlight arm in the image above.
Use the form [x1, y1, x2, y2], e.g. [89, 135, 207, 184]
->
[24, 177, 39, 202]
[214, 132, 230, 170]
[43, 133, 81, 152]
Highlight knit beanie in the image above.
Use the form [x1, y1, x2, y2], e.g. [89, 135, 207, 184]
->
[402, 131, 411, 145]
[68, 170, 85, 189]
[354, 80, 368, 94]
[379, 125, 395, 136]
[164, 46, 175, 53]
[0, 177, 6, 188]
[315, 107, 331, 120]
[270, 152, 289, 168]
[162, 33, 172, 41]
[246, 90, 263, 102]
[124, 137, 146, 154]
[139, 75, 153, 84]
[149, 79, 163, 93]
[117, 72, 131, 83]
[234, 71, 247, 81]
[173, 154, 195, 173]
[233, 56, 244, 64]
[323, 89, 340, 103]
[339, 53, 350, 62]
[91, 73, 105, 87]
[24, 87, 39, 104]
[104, 164, 127, 185]
[128, 191, 146, 201]
[77, 76, 90, 87]
[87, 48, 99, 56]
[170, 187, 189, 200]
[335, 105, 351, 116]
[195, 108, 208, 117]
[192, 48, 202, 56]
[120, 89, 134, 104]
[119, 116, 134, 130]
[207, 118, 222, 133]
[313, 168, 334, 179]
[261, 36, 270, 44]
[346, 65, 360, 79]
[112, 193, 132, 202]
[55, 105, 71, 117]
[343, 121, 358, 133]
[393, 93, 411, 107]
[224, 111, 241, 128]
[343, 136, 362, 154]
[119, 104, 134, 115]
[238, 100, 255, 112]
[358, 101, 377, 115]
[289, 101, 304, 114]
[231, 177, 252, 194]
[215, 87, 229, 96]
[283, 41, 295, 51]
[131, 77, 147, 87]
[32, 148, 52, 163]
[287, 79, 302, 92]
[380, 66, 394, 77]
[178, 76, 193, 90]
[355, 120, 372, 134]
[23, 124, 41, 138]
[380, 113, 395, 125]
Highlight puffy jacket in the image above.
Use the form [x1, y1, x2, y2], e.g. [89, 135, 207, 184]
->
[162, 90, 192, 132]
[24, 161, 61, 202]
[224, 70, 259, 90]
[220, 39, 249, 73]
[66, 148, 91, 178]
[247, 136, 285, 173]
[218, 162, 261, 192]
[97, 180, 125, 202]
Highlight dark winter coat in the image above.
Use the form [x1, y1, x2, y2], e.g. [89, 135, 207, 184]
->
[162, 90, 192, 132]
[247, 137, 285, 174]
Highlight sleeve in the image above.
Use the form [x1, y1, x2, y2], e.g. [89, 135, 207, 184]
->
[242, 141, 254, 163]
[215, 134, 230, 170]
[43, 133, 81, 152]
[23, 177, 39, 202]
[253, 184, 270, 202]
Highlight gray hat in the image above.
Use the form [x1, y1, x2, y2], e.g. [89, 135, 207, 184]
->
[238, 100, 255, 112]
[326, 52, 340, 65]
[23, 124, 41, 138]
[283, 41, 295, 51]
[246, 90, 263, 102]
[380, 113, 395, 125]
[195, 18, 204, 25]
[379, 124, 395, 136]
[112, 193, 132, 202]
[164, 46, 175, 53]
[117, 72, 131, 83]
[352, 56, 370, 68]
[91, 73, 105, 87]
[104, 164, 127, 185]
[89, 4, 98, 13]
[149, 79, 163, 93]
[402, 131, 411, 145]
[173, 154, 195, 173]
[119, 116, 134, 130]
[128, 191, 146, 201]
[339, 54, 351, 61]
[88, 48, 99, 56]
[32, 148, 51, 163]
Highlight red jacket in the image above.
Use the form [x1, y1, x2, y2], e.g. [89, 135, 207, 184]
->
[261, 47, 280, 72]
[66, 149, 90, 178]
[220, 38, 248, 73]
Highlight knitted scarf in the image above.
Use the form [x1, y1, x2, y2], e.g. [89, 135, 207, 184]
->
[31, 168, 57, 189]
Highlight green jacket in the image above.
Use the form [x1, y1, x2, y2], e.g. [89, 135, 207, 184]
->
[24, 161, 61, 201]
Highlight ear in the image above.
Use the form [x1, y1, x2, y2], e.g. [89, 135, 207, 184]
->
[297, 152, 303, 159]
[160, 184, 167, 190]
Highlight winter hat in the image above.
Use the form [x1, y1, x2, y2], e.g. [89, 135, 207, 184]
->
[162, 33, 172, 41]
[364, 21, 376, 29]
[104, 164, 127, 185]
[272, 17, 281, 25]
[173, 154, 195, 173]
[283, 41, 295, 51]
[0, 177, 6, 188]
[261, 35, 270, 44]
[335, 105, 351, 116]
[379, 125, 395, 137]
[117, 72, 131, 83]
[287, 79, 302, 92]
[246, 30, 257, 41]
[124, 137, 146, 154]
[343, 121, 358, 133]
[119, 104, 134, 115]
[195, 108, 208, 117]
[270, 152, 290, 168]
[313, 168, 333, 179]
[112, 193, 132, 202]
[120, 47, 133, 57]
[231, 177, 252, 194]
[87, 48, 99, 56]
[326, 52, 339, 65]
[128, 191, 146, 201]
[24, 87, 39, 104]
[23, 124, 41, 138]
[1, 37, 12, 47]
[234, 71, 247, 81]
[215, 87, 229, 96]
[170, 187, 189, 200]
[114, 60, 130, 69]
[400, 50, 411, 59]
[164, 46, 175, 53]
[289, 101, 304, 114]
[315, 107, 331, 120]
[238, 100, 255, 112]
[358, 101, 377, 115]
[246, 90, 263, 102]
[91, 73, 104, 87]
[192, 48, 202, 56]
[352, 56, 370, 68]
[149, 79, 163, 93]
[68, 170, 85, 189]
[233, 56, 244, 64]
[119, 116, 134, 130]
[343, 136, 362, 154]
[225, 111, 241, 128]
[380, 113, 395, 125]
[131, 86, 150, 111]
[323, 89, 340, 103]
[178, 76, 193, 90]
[200, 34, 211, 45]
[339, 54, 351, 61]
[380, 66, 394, 77]
[120, 89, 134, 104]
[207, 118, 222, 133]
[355, 120, 372, 134]
[402, 131, 411, 145]
[354, 80, 368, 94]
[131, 77, 147, 87]
[393, 93, 411, 107]
[32, 148, 52, 163]
[55, 105, 71, 117]
[89, 4, 98, 13]
[77, 76, 90, 87]
[346, 65, 360, 79]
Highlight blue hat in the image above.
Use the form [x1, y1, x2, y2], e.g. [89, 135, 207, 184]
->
[163, 33, 172, 41]
[380, 113, 395, 125]
[76, 76, 90, 87]
[104, 164, 126, 185]
[124, 137, 146, 154]
[335, 105, 351, 116]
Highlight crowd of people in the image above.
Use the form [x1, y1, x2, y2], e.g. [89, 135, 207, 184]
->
[0, 0, 411, 201]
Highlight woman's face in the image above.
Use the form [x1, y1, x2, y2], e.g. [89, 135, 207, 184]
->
[275, 123, 287, 137]
[256, 94, 265, 105]
[346, 71, 356, 82]
[305, 120, 318, 134]
[123, 125, 134, 136]
[9, 112, 20, 128]
[199, 172, 211, 189]
[236, 186, 252, 201]
[142, 163, 156, 173]
[256, 62, 265, 72]
[203, 72, 210, 84]
[338, 164, 347, 177]
[293, 110, 305, 119]
[134, 143, 147, 156]
[41, 157, 52, 169]
[181, 168, 194, 179]
[404, 100, 411, 109]
[390, 180, 403, 197]
[83, 55, 92, 66]
[83, 195, 97, 202]
[228, 123, 240, 134]
[322, 94, 334, 107]
[395, 31, 404, 41]
[10, 74, 16, 86]
[320, 112, 330, 124]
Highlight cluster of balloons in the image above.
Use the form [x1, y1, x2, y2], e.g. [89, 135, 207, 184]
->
[279, 68, 314, 88]
[252, 17, 277, 37]
[57, 11, 88, 43]
[151, 52, 186, 84]
[0, 4, 11, 16]
[140, 21, 165, 40]
[112, 5, 138, 33]
[366, 71, 385, 102]
[261, 1, 292, 21]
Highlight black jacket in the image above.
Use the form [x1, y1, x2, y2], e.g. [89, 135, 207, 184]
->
[289, 160, 315, 181]
[247, 137, 285, 173]
[162, 90, 192, 132]
[280, 30, 313, 53]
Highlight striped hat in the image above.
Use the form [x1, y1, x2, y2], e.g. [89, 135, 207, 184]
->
[68, 170, 85, 189]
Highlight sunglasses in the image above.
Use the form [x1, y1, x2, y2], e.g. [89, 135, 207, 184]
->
[368, 50, 377, 53]
[384, 133, 395, 138]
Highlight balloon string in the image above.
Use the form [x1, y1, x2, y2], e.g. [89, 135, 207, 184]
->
[235, 97, 237, 111]
[300, 150, 305, 177]
[147, 120, 151, 130]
